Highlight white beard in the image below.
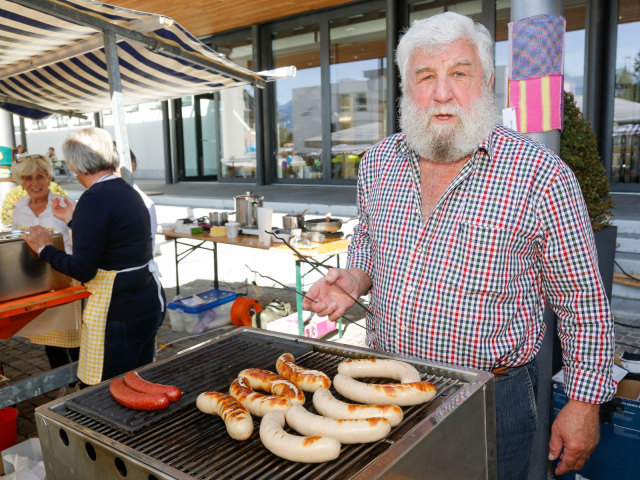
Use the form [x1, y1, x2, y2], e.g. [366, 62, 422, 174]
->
[399, 88, 497, 164]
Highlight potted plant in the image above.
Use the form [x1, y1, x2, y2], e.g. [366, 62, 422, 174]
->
[560, 91, 617, 301]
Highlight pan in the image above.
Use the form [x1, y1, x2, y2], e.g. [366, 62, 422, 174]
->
[305, 215, 358, 233]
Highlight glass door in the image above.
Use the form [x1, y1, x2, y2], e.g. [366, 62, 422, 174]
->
[179, 94, 220, 180]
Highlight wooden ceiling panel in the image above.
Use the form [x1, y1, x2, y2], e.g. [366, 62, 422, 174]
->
[105, 0, 357, 37]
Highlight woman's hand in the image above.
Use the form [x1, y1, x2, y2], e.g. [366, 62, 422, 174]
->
[22, 225, 53, 253]
[52, 197, 74, 224]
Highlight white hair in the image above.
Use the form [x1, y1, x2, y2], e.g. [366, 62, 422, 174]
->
[62, 128, 119, 175]
[11, 154, 52, 185]
[396, 12, 494, 89]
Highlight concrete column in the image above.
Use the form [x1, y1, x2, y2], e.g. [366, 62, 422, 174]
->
[511, 2, 563, 480]
[0, 109, 14, 149]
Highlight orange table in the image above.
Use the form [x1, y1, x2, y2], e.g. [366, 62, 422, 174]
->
[0, 286, 90, 339]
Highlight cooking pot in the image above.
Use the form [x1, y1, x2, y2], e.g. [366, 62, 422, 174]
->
[305, 216, 359, 233]
[283, 215, 304, 230]
[234, 191, 263, 227]
[209, 211, 228, 226]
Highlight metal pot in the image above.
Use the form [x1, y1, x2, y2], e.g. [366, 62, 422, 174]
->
[283, 214, 305, 230]
[209, 211, 228, 226]
[305, 216, 359, 233]
[234, 191, 263, 227]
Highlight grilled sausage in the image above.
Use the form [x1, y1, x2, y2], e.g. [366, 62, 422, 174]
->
[285, 405, 391, 444]
[276, 353, 331, 393]
[333, 373, 437, 407]
[337, 359, 422, 383]
[238, 368, 305, 406]
[230, 376, 291, 417]
[123, 371, 182, 403]
[260, 410, 341, 463]
[109, 378, 170, 411]
[312, 388, 404, 427]
[196, 392, 253, 441]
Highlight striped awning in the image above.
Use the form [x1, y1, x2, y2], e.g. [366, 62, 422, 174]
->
[0, 0, 294, 119]
[613, 124, 640, 135]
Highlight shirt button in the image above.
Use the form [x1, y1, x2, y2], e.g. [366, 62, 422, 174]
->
[407, 285, 413, 292]
[414, 207, 420, 214]
[401, 326, 407, 332]
[417, 247, 423, 253]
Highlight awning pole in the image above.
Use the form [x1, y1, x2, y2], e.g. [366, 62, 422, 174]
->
[103, 30, 133, 186]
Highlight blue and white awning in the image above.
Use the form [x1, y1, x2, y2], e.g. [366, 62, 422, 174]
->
[0, 0, 294, 119]
[613, 124, 640, 135]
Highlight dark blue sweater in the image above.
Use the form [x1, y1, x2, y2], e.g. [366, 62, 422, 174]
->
[41, 177, 163, 320]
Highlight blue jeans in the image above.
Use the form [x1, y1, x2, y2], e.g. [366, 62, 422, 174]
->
[495, 359, 539, 480]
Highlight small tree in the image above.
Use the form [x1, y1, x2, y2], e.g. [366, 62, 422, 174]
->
[560, 91, 614, 232]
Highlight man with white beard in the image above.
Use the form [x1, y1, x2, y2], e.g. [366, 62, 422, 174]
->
[304, 12, 614, 480]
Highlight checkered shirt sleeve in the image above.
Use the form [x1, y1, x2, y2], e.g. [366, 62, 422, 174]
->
[347, 152, 375, 280]
[538, 165, 615, 404]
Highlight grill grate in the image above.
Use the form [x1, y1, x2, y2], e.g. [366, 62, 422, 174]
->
[61, 346, 462, 480]
[65, 332, 311, 435]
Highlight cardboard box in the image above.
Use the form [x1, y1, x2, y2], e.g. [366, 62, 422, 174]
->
[553, 362, 640, 480]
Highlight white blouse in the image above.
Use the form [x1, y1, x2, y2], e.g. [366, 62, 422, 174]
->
[12, 192, 75, 254]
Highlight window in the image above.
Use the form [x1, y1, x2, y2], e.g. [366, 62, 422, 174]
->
[216, 36, 257, 179]
[355, 93, 368, 112]
[410, 0, 482, 23]
[611, 0, 640, 184]
[329, 9, 386, 179]
[272, 24, 322, 180]
[31, 120, 47, 130]
[55, 116, 68, 128]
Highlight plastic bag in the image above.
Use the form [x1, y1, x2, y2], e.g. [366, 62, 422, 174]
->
[0, 454, 46, 480]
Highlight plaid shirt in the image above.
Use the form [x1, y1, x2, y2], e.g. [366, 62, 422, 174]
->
[347, 125, 615, 404]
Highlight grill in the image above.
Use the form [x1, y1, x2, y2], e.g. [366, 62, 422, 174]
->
[35, 328, 497, 480]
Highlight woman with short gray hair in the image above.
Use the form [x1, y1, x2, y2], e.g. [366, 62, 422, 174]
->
[63, 127, 120, 175]
[22, 127, 165, 387]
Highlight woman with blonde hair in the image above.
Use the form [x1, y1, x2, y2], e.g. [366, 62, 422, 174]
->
[11, 154, 79, 380]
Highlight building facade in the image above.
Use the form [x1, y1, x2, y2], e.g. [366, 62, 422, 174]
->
[14, 0, 640, 191]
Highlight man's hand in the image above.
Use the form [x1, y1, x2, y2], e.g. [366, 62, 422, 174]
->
[549, 399, 600, 475]
[22, 225, 53, 253]
[52, 197, 74, 224]
[303, 268, 372, 321]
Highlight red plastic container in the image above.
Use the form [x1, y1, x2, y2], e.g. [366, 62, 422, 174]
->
[0, 407, 18, 451]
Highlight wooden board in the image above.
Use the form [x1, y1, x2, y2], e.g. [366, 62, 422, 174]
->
[613, 272, 640, 289]
[163, 230, 350, 258]
[105, 0, 355, 37]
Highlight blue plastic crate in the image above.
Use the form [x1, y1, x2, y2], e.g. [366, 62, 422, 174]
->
[167, 288, 237, 314]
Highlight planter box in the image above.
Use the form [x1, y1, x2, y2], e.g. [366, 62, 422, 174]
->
[594, 225, 618, 303]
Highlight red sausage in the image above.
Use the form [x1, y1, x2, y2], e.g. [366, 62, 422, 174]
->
[110, 378, 170, 411]
[123, 371, 182, 403]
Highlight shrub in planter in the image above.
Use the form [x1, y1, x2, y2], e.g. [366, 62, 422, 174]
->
[560, 91, 617, 302]
[560, 91, 614, 232]
[1, 182, 68, 226]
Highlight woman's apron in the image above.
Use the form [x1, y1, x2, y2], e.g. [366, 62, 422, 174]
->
[77, 261, 163, 385]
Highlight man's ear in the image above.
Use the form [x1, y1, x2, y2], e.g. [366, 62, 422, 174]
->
[488, 73, 495, 91]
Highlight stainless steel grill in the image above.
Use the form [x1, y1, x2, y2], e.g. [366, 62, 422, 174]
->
[36, 328, 497, 480]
